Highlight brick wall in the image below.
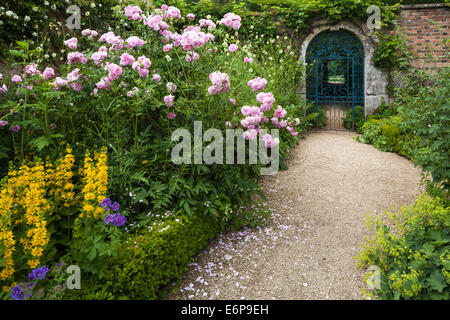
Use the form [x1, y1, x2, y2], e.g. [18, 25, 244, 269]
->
[396, 4, 449, 69]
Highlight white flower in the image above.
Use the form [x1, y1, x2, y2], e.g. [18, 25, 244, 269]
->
[0, 20, 3, 26]
[5, 10, 13, 16]
[165, 55, 172, 62]
[44, 1, 49, 5]
[51, 4, 56, 10]
[44, 54, 49, 59]
[24, 15, 31, 22]
[85, 11, 90, 16]
[90, 3, 96, 8]
[32, 6, 38, 12]
[32, 32, 37, 37]
[206, 15, 211, 19]
[52, 53, 57, 57]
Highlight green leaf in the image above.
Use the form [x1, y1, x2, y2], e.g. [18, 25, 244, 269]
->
[426, 270, 446, 293]
[87, 247, 97, 261]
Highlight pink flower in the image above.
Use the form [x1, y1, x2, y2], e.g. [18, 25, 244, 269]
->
[163, 44, 173, 52]
[229, 98, 236, 105]
[164, 94, 175, 107]
[126, 36, 145, 48]
[247, 77, 267, 92]
[257, 92, 275, 111]
[96, 77, 110, 91]
[42, 67, 55, 80]
[11, 75, 22, 83]
[187, 13, 195, 21]
[161, 4, 169, 11]
[132, 56, 151, 70]
[67, 52, 87, 64]
[244, 57, 253, 63]
[167, 112, 176, 119]
[250, 106, 261, 116]
[228, 44, 239, 53]
[106, 63, 123, 81]
[124, 5, 142, 21]
[70, 82, 83, 92]
[152, 74, 161, 82]
[208, 71, 230, 95]
[64, 37, 78, 50]
[120, 53, 135, 67]
[199, 19, 216, 30]
[241, 106, 251, 116]
[138, 68, 149, 78]
[273, 105, 287, 118]
[81, 29, 91, 36]
[185, 51, 199, 62]
[0, 84, 7, 94]
[243, 129, 258, 140]
[66, 68, 80, 82]
[219, 13, 241, 30]
[91, 51, 107, 65]
[166, 6, 181, 19]
[10, 125, 21, 133]
[54, 77, 68, 89]
[91, 30, 98, 37]
[144, 14, 168, 32]
[25, 64, 40, 75]
[180, 29, 209, 51]
[262, 133, 279, 148]
[0, 120, 8, 127]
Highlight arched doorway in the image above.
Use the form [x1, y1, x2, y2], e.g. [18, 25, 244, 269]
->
[306, 30, 364, 131]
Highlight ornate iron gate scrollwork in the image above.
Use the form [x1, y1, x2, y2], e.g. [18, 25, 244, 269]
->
[306, 30, 364, 131]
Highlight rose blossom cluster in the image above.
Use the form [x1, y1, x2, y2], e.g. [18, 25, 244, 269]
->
[132, 55, 152, 78]
[208, 72, 231, 95]
[247, 77, 267, 92]
[219, 13, 241, 30]
[124, 5, 142, 21]
[81, 29, 98, 37]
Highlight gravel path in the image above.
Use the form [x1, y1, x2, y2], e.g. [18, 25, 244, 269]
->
[167, 131, 424, 300]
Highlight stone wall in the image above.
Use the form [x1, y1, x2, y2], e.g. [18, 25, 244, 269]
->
[395, 3, 449, 69]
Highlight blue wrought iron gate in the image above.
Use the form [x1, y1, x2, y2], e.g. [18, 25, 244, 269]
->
[306, 30, 364, 131]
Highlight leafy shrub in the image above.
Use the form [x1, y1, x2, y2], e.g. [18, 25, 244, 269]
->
[356, 194, 450, 300]
[399, 67, 450, 192]
[343, 105, 365, 133]
[96, 213, 221, 300]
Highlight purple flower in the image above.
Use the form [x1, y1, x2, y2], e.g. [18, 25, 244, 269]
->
[10, 125, 21, 133]
[110, 202, 120, 212]
[113, 214, 127, 227]
[10, 285, 25, 300]
[0, 120, 8, 127]
[101, 198, 112, 209]
[104, 213, 114, 225]
[104, 213, 127, 227]
[28, 265, 49, 281]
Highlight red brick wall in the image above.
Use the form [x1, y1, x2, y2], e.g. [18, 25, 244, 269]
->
[395, 4, 449, 69]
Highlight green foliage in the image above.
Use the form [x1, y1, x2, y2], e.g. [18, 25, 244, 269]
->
[399, 68, 450, 192]
[98, 213, 221, 300]
[343, 105, 365, 133]
[373, 32, 411, 71]
[356, 194, 450, 300]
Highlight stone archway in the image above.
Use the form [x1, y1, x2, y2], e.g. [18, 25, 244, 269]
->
[298, 20, 389, 117]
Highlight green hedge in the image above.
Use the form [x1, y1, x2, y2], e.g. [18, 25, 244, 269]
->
[358, 116, 419, 159]
[98, 213, 221, 299]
